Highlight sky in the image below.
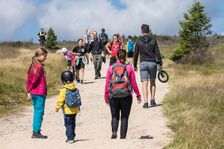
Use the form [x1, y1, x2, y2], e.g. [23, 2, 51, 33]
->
[0, 0, 223, 43]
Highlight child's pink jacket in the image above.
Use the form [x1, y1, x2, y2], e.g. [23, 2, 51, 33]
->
[26, 63, 47, 96]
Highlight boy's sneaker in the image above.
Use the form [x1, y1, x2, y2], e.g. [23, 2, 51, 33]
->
[66, 140, 75, 144]
[111, 132, 117, 139]
[31, 132, 47, 139]
[143, 103, 148, 109]
[150, 99, 156, 106]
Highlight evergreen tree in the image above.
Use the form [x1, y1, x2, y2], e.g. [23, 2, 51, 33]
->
[171, 1, 212, 63]
[46, 27, 57, 49]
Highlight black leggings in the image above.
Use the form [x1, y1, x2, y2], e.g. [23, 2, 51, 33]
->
[109, 95, 132, 139]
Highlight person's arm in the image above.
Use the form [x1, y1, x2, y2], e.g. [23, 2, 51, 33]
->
[128, 66, 141, 102]
[56, 88, 66, 112]
[155, 40, 163, 66]
[133, 41, 139, 70]
[104, 67, 112, 103]
[105, 42, 112, 54]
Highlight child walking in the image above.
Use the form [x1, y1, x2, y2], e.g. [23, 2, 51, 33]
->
[56, 71, 80, 144]
[62, 47, 73, 71]
[26, 48, 48, 139]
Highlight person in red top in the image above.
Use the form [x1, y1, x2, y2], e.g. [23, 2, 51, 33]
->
[105, 34, 123, 66]
[26, 48, 48, 139]
[104, 49, 141, 139]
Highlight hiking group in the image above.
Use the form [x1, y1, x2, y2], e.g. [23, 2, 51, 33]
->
[27, 24, 163, 143]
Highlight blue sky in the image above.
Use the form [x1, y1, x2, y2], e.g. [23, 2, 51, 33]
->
[0, 0, 223, 42]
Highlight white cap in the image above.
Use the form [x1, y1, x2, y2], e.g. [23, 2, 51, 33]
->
[61, 47, 67, 53]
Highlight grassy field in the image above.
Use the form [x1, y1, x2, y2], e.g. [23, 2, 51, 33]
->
[0, 45, 66, 117]
[161, 44, 224, 148]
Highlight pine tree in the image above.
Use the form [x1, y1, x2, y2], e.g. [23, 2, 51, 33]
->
[171, 1, 212, 63]
[46, 27, 57, 49]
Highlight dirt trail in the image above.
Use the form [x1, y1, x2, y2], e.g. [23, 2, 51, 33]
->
[0, 62, 171, 149]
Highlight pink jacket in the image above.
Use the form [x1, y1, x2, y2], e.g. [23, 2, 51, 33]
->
[104, 60, 141, 102]
[26, 63, 47, 96]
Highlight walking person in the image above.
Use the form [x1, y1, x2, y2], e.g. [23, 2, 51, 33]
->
[105, 34, 123, 66]
[37, 28, 47, 48]
[26, 48, 48, 139]
[62, 47, 73, 71]
[99, 28, 109, 63]
[89, 31, 105, 79]
[56, 71, 81, 144]
[104, 49, 141, 139]
[126, 35, 135, 64]
[133, 24, 163, 108]
[72, 39, 88, 84]
[84, 29, 94, 64]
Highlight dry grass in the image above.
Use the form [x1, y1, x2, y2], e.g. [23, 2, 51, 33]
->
[163, 44, 224, 148]
[0, 47, 66, 117]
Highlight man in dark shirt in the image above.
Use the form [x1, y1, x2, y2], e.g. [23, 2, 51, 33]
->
[38, 28, 47, 48]
[99, 28, 108, 63]
[89, 31, 105, 79]
[134, 24, 163, 108]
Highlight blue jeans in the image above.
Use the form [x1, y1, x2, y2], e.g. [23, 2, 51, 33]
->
[64, 114, 77, 141]
[31, 94, 46, 133]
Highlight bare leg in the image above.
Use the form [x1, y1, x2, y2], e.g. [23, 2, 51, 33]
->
[80, 68, 84, 81]
[150, 80, 156, 99]
[142, 81, 148, 103]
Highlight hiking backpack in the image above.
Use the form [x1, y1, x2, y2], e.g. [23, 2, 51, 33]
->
[65, 88, 82, 108]
[108, 63, 132, 98]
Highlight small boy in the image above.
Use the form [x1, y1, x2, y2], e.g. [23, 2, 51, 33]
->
[56, 71, 79, 144]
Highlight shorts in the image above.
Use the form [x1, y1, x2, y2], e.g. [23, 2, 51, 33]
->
[140, 61, 157, 81]
[127, 51, 133, 58]
[76, 59, 85, 70]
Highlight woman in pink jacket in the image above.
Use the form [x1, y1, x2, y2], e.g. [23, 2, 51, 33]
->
[26, 48, 48, 139]
[104, 49, 141, 139]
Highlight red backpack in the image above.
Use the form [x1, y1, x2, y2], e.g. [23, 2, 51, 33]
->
[109, 63, 132, 98]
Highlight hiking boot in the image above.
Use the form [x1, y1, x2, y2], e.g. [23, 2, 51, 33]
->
[66, 140, 75, 144]
[111, 132, 117, 139]
[150, 99, 156, 106]
[143, 103, 148, 109]
[32, 132, 47, 139]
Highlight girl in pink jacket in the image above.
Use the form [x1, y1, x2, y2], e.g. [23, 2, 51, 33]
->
[104, 49, 141, 139]
[26, 48, 48, 139]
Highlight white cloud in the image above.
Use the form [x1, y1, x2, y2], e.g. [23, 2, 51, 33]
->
[0, 0, 222, 41]
[38, 0, 199, 40]
[0, 0, 35, 40]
